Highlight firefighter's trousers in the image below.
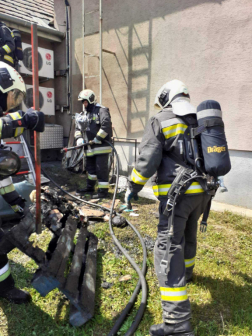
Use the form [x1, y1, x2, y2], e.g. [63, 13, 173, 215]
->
[86, 154, 109, 193]
[0, 254, 14, 293]
[155, 193, 211, 324]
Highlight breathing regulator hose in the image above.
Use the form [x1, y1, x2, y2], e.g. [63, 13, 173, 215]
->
[42, 140, 148, 335]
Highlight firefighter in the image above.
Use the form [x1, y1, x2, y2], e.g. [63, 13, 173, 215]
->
[0, 22, 15, 67]
[125, 80, 211, 336]
[75, 89, 112, 199]
[0, 62, 45, 304]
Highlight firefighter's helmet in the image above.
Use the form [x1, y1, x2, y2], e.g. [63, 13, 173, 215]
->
[0, 61, 26, 110]
[78, 89, 96, 104]
[154, 79, 195, 115]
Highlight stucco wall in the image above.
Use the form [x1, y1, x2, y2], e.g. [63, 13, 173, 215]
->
[81, 0, 252, 151]
[214, 150, 252, 209]
[53, 0, 252, 208]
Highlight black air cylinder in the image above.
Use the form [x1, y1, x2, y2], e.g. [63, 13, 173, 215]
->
[196, 100, 231, 177]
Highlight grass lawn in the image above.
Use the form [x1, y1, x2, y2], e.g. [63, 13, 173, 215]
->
[0, 170, 251, 336]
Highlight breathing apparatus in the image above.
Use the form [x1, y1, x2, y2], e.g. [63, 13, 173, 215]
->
[0, 146, 21, 180]
[160, 99, 231, 275]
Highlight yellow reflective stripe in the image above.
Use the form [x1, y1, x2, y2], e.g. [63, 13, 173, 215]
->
[152, 184, 172, 196]
[86, 147, 112, 156]
[153, 182, 204, 196]
[3, 55, 14, 64]
[98, 182, 109, 189]
[88, 173, 97, 180]
[185, 182, 204, 194]
[14, 127, 24, 137]
[9, 111, 22, 121]
[162, 123, 187, 139]
[131, 168, 148, 185]
[75, 131, 82, 137]
[11, 204, 23, 213]
[2, 44, 11, 53]
[9, 112, 24, 137]
[97, 129, 108, 139]
[160, 287, 188, 302]
[185, 257, 195, 268]
[0, 119, 3, 138]
[0, 269, 10, 282]
[0, 183, 15, 195]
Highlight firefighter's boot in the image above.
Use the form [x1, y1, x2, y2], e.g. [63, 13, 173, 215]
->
[92, 189, 109, 200]
[75, 187, 94, 196]
[0, 275, 31, 304]
[0, 287, 32, 304]
[149, 320, 195, 336]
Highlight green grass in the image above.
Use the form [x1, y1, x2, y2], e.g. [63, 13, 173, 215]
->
[1, 169, 251, 335]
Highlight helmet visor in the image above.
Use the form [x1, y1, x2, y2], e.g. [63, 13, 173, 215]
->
[7, 89, 25, 111]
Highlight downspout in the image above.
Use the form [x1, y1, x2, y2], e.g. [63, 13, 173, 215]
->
[65, 0, 71, 114]
[82, 0, 85, 92]
[99, 0, 102, 104]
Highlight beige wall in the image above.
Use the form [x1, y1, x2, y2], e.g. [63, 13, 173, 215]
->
[76, 0, 252, 151]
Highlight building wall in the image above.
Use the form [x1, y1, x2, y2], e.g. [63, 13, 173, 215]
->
[214, 150, 252, 209]
[81, 0, 252, 151]
[54, 0, 252, 208]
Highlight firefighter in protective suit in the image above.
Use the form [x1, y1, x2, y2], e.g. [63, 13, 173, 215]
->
[0, 62, 45, 304]
[125, 80, 211, 336]
[75, 89, 112, 199]
[0, 22, 15, 67]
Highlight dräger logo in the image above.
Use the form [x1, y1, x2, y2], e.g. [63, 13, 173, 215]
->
[207, 146, 226, 153]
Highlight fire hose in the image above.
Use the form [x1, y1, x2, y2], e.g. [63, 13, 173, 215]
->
[40, 140, 148, 336]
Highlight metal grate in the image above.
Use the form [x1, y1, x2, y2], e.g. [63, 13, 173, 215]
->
[39, 124, 63, 149]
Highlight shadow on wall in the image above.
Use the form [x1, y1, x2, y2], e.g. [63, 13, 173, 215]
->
[101, 0, 226, 140]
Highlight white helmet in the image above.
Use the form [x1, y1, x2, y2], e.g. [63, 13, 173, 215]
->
[0, 61, 26, 110]
[154, 79, 195, 116]
[78, 89, 96, 104]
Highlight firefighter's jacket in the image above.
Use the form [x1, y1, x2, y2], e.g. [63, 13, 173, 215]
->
[129, 107, 205, 199]
[0, 23, 15, 67]
[75, 104, 112, 156]
[0, 111, 25, 211]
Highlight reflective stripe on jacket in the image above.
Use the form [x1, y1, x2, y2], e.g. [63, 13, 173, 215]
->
[0, 24, 15, 66]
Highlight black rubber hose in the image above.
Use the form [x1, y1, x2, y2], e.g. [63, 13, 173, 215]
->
[104, 140, 147, 336]
[39, 141, 148, 336]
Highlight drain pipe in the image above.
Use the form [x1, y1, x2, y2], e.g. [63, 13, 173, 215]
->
[99, 0, 102, 104]
[82, 0, 85, 93]
[65, 0, 71, 114]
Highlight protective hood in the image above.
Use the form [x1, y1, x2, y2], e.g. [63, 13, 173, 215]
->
[171, 97, 196, 116]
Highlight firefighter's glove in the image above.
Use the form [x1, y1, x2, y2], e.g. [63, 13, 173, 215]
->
[12, 108, 45, 132]
[11, 196, 28, 218]
[89, 137, 102, 145]
[125, 188, 139, 204]
[29, 190, 36, 203]
[76, 138, 84, 146]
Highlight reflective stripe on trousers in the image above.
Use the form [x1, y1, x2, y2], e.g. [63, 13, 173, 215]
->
[0, 262, 10, 282]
